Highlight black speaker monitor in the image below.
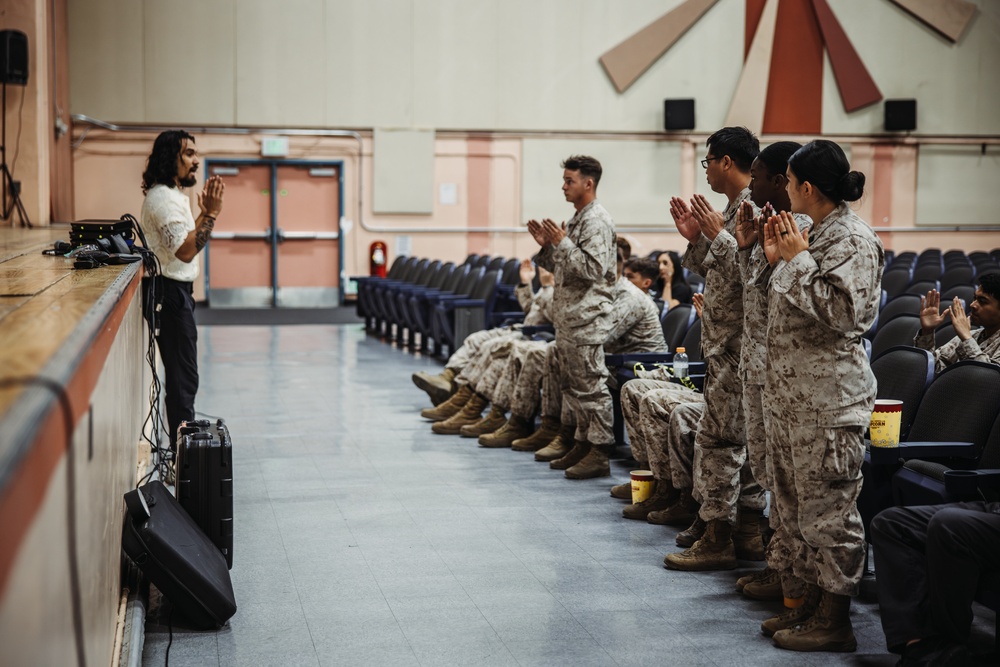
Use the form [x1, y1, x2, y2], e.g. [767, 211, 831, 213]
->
[0, 30, 28, 86]
[664, 98, 695, 131]
[884, 99, 916, 132]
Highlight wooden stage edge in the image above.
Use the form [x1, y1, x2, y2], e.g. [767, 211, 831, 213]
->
[0, 226, 142, 489]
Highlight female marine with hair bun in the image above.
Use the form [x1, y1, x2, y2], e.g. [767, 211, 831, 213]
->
[758, 140, 883, 654]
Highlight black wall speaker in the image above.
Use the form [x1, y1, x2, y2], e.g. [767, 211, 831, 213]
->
[664, 98, 695, 131]
[0, 30, 28, 86]
[884, 99, 916, 132]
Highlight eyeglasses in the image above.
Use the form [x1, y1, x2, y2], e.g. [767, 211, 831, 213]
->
[700, 157, 723, 169]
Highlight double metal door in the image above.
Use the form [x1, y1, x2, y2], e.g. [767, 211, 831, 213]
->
[205, 160, 342, 307]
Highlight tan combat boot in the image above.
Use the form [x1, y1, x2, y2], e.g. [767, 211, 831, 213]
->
[772, 590, 857, 653]
[421, 385, 472, 421]
[479, 414, 535, 448]
[565, 445, 611, 479]
[740, 567, 783, 601]
[663, 519, 737, 571]
[610, 481, 632, 500]
[550, 441, 590, 470]
[737, 566, 769, 592]
[733, 508, 766, 561]
[534, 424, 576, 462]
[459, 406, 507, 438]
[412, 367, 457, 406]
[647, 488, 699, 526]
[761, 584, 821, 637]
[675, 516, 706, 548]
[622, 479, 679, 520]
[431, 392, 489, 434]
[512, 416, 559, 452]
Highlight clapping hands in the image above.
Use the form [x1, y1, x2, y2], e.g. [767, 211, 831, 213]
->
[527, 219, 566, 248]
[763, 211, 809, 264]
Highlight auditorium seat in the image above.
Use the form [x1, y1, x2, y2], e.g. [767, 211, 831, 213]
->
[871, 314, 921, 359]
[877, 294, 921, 328]
[430, 269, 501, 358]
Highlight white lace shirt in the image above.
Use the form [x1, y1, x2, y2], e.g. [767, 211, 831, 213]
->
[141, 184, 199, 282]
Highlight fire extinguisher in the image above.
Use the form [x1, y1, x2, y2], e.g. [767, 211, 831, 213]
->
[370, 241, 388, 278]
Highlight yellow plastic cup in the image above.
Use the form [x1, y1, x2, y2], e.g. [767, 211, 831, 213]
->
[630, 470, 655, 503]
[870, 399, 903, 448]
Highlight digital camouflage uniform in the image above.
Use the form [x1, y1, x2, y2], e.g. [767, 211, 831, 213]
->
[466, 336, 517, 398]
[540, 278, 665, 440]
[620, 361, 699, 467]
[763, 202, 883, 597]
[623, 378, 703, 479]
[683, 188, 760, 524]
[604, 279, 667, 355]
[470, 285, 555, 405]
[535, 200, 617, 445]
[447, 284, 552, 379]
[743, 213, 812, 597]
[489, 339, 549, 414]
[667, 402, 706, 492]
[914, 327, 1000, 374]
[447, 328, 518, 379]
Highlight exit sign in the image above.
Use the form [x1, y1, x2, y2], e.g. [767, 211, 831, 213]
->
[261, 136, 289, 157]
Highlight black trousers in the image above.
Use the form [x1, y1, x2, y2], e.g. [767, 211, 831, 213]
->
[155, 277, 199, 450]
[870, 502, 1000, 653]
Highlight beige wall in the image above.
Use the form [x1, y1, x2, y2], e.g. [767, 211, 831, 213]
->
[72, 128, 998, 297]
[67, 0, 1000, 135]
[66, 0, 999, 269]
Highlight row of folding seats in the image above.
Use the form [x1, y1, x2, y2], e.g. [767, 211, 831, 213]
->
[883, 248, 999, 300]
[858, 348, 1000, 625]
[863, 249, 996, 357]
[356, 254, 520, 357]
[877, 244, 1000, 625]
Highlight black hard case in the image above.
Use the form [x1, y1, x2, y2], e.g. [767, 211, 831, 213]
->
[121, 481, 237, 629]
[175, 419, 234, 569]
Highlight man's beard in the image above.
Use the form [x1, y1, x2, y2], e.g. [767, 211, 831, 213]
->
[178, 172, 197, 187]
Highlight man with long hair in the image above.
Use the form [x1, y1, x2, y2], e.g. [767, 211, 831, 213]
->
[141, 130, 224, 451]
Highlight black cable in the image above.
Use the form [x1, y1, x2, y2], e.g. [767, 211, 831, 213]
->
[0, 376, 87, 667]
[165, 607, 173, 667]
[9, 84, 24, 177]
[122, 213, 173, 487]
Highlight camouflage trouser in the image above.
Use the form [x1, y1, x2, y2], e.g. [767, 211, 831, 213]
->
[555, 338, 613, 445]
[446, 328, 519, 375]
[765, 405, 867, 596]
[743, 384, 805, 598]
[507, 340, 548, 418]
[470, 338, 516, 404]
[743, 383, 772, 492]
[745, 381, 798, 592]
[621, 379, 668, 465]
[458, 335, 513, 387]
[621, 379, 700, 469]
[665, 402, 703, 491]
[540, 344, 562, 421]
[692, 349, 763, 524]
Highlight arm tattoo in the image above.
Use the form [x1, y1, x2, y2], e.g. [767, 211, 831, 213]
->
[194, 216, 216, 252]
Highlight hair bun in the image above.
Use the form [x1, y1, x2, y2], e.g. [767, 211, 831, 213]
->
[838, 171, 865, 202]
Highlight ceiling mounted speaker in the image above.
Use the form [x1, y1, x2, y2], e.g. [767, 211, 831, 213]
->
[664, 98, 695, 131]
[884, 99, 917, 132]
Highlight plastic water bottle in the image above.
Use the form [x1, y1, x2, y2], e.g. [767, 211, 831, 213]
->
[673, 347, 689, 379]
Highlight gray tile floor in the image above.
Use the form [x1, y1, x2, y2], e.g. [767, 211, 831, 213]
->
[141, 324, 994, 666]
